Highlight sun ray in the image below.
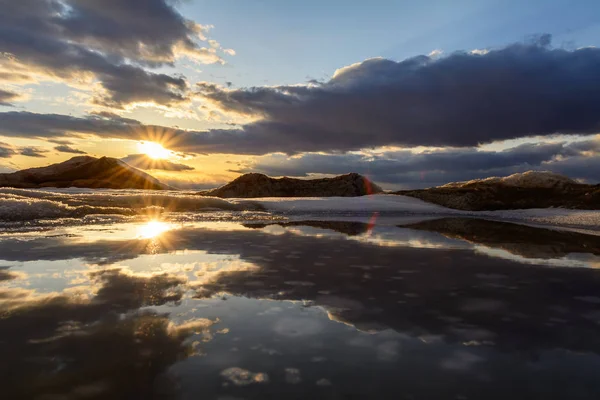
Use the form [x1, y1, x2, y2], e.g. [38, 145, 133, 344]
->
[138, 141, 172, 159]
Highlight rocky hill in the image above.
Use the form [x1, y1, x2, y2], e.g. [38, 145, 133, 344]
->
[395, 171, 600, 211]
[201, 173, 383, 198]
[0, 156, 171, 190]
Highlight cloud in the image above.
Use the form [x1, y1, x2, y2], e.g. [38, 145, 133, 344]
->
[193, 36, 600, 153]
[2, 37, 600, 156]
[0, 89, 22, 106]
[55, 0, 220, 65]
[0, 111, 142, 139]
[121, 153, 194, 171]
[0, 141, 49, 159]
[0, 142, 16, 158]
[19, 147, 48, 158]
[0, 0, 225, 108]
[235, 138, 600, 187]
[0, 111, 251, 155]
[54, 144, 86, 154]
[48, 139, 73, 145]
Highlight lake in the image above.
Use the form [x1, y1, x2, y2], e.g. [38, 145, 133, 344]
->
[2, 210, 600, 399]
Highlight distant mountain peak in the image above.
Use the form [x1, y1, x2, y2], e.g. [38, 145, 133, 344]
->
[203, 172, 382, 198]
[0, 156, 171, 190]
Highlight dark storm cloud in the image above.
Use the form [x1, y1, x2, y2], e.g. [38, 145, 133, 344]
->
[2, 36, 600, 156]
[0, 0, 222, 108]
[56, 0, 217, 66]
[0, 89, 21, 106]
[54, 144, 86, 154]
[193, 36, 600, 153]
[543, 154, 600, 182]
[121, 153, 194, 171]
[236, 139, 600, 187]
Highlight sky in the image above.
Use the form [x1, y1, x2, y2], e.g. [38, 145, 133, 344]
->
[1, 0, 600, 189]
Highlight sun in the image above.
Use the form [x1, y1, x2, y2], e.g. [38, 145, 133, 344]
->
[138, 141, 172, 159]
[136, 220, 172, 239]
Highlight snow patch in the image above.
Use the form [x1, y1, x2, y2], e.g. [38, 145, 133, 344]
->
[442, 171, 577, 189]
[0, 188, 263, 221]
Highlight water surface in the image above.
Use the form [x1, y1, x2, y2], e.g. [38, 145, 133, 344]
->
[2, 217, 600, 399]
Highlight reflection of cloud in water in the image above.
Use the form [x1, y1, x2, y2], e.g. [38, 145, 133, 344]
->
[2, 219, 600, 359]
[316, 378, 332, 386]
[194, 259, 260, 286]
[220, 367, 269, 386]
[0, 268, 215, 398]
[0, 267, 25, 281]
[440, 351, 485, 371]
[185, 227, 600, 355]
[284, 367, 302, 384]
[376, 340, 401, 361]
[274, 317, 323, 338]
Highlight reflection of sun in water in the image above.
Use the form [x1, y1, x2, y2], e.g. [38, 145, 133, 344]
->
[137, 221, 172, 239]
[138, 141, 172, 159]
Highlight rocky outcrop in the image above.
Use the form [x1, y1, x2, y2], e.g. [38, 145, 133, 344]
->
[0, 156, 171, 190]
[395, 171, 600, 211]
[201, 173, 383, 198]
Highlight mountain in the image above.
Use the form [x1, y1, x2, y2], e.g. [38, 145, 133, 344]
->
[0, 156, 171, 190]
[395, 171, 600, 210]
[201, 173, 383, 198]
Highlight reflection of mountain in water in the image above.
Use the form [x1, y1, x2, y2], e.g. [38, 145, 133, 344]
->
[401, 218, 600, 259]
[0, 269, 211, 399]
[243, 220, 371, 236]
